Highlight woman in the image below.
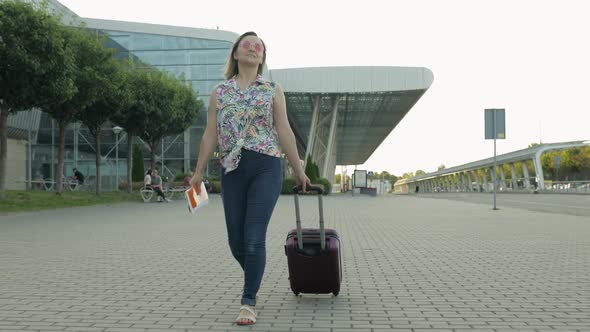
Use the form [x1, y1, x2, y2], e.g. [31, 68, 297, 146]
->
[191, 31, 310, 325]
[143, 169, 152, 188]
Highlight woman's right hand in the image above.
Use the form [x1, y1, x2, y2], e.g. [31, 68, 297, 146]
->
[190, 173, 202, 194]
[294, 170, 311, 193]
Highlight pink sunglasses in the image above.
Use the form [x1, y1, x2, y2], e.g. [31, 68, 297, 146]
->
[241, 40, 264, 53]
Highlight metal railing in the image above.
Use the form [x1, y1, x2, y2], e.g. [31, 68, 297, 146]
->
[543, 180, 590, 193]
[421, 177, 590, 194]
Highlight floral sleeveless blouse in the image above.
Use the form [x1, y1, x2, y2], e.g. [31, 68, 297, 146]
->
[216, 75, 282, 173]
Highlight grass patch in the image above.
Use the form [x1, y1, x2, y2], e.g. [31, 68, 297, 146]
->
[0, 190, 138, 213]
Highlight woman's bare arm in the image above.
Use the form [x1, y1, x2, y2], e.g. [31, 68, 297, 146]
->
[273, 84, 310, 190]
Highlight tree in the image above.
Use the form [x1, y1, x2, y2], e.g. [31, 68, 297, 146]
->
[539, 147, 590, 181]
[44, 27, 113, 194]
[132, 144, 144, 182]
[402, 172, 414, 179]
[415, 169, 426, 176]
[437, 164, 446, 171]
[75, 38, 124, 194]
[137, 70, 202, 171]
[111, 64, 151, 193]
[0, 1, 75, 198]
[573, 146, 590, 173]
[376, 171, 398, 184]
[173, 81, 203, 128]
[139, 70, 174, 171]
[388, 174, 399, 184]
[112, 65, 202, 192]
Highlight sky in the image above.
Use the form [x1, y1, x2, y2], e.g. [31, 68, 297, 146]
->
[58, 0, 590, 176]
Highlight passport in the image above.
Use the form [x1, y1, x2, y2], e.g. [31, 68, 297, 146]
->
[185, 182, 209, 213]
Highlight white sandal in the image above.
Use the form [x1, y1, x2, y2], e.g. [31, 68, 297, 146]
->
[235, 305, 257, 325]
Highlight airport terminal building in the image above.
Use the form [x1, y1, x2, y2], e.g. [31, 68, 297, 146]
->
[4, 0, 433, 190]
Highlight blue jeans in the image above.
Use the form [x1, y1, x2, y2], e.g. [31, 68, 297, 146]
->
[221, 149, 283, 306]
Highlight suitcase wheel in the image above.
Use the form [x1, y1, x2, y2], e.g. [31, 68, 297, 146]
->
[332, 291, 339, 296]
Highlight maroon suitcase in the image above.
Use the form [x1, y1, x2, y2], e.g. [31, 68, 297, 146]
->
[284, 185, 342, 296]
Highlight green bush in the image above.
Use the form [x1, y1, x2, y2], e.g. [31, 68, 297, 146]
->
[305, 156, 319, 183]
[209, 180, 221, 193]
[204, 175, 220, 182]
[316, 177, 332, 195]
[173, 173, 191, 182]
[281, 178, 297, 195]
[313, 163, 320, 181]
[119, 181, 191, 191]
[132, 145, 145, 182]
[119, 181, 147, 191]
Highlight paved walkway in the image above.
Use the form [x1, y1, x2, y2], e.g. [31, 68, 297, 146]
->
[414, 192, 590, 217]
[1, 193, 589, 332]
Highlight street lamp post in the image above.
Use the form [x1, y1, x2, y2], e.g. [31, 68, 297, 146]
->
[113, 126, 123, 190]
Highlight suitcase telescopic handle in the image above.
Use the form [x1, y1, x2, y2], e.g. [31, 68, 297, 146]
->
[292, 184, 324, 195]
[293, 185, 325, 251]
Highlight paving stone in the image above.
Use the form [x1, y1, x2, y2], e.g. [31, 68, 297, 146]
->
[1, 194, 590, 331]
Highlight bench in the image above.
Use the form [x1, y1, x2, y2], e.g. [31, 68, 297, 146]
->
[140, 185, 190, 202]
[140, 185, 155, 202]
[17, 178, 80, 191]
[165, 186, 190, 200]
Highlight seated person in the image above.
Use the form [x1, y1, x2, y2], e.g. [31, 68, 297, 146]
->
[183, 175, 192, 187]
[72, 168, 85, 184]
[144, 169, 152, 188]
[151, 169, 170, 202]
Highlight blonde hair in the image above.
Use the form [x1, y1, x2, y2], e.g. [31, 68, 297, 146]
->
[224, 31, 266, 80]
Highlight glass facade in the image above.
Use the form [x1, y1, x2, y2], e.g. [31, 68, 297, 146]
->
[103, 30, 231, 105]
[97, 30, 233, 181]
[31, 113, 131, 190]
